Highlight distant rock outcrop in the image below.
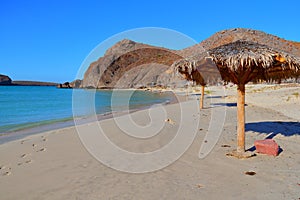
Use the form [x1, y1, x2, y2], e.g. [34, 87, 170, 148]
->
[57, 79, 82, 88]
[70, 79, 82, 88]
[78, 28, 300, 89]
[0, 74, 12, 85]
[57, 82, 71, 88]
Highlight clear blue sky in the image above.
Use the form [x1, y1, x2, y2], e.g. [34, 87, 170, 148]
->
[1, 0, 299, 82]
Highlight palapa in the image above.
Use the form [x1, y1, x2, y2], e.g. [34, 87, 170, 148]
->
[174, 40, 300, 158]
[172, 54, 222, 109]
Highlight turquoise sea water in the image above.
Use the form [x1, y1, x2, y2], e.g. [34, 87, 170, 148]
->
[0, 86, 173, 135]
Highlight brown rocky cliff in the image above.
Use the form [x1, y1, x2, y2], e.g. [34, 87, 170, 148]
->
[82, 39, 152, 88]
[82, 39, 185, 88]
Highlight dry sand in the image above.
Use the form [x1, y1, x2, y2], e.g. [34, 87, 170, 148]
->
[0, 84, 299, 199]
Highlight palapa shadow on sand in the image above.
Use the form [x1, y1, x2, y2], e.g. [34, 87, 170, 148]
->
[191, 94, 227, 99]
[206, 95, 227, 99]
[210, 103, 248, 107]
[245, 121, 300, 153]
[246, 121, 300, 137]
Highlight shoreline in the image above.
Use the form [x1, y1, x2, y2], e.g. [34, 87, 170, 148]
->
[0, 89, 185, 144]
[1, 83, 298, 144]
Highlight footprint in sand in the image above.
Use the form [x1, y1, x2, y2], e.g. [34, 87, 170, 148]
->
[21, 139, 31, 144]
[18, 159, 33, 166]
[36, 147, 46, 152]
[41, 136, 48, 142]
[3, 171, 11, 176]
[20, 153, 30, 158]
[18, 153, 33, 166]
[1, 166, 12, 176]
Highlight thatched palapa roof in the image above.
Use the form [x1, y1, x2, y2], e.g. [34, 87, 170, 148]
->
[173, 40, 300, 85]
[208, 40, 300, 84]
[172, 53, 222, 86]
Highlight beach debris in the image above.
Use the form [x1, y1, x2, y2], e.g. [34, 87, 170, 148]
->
[32, 144, 37, 147]
[42, 138, 47, 142]
[245, 171, 256, 176]
[197, 184, 204, 188]
[297, 183, 300, 186]
[165, 118, 175, 125]
[221, 144, 231, 148]
[254, 139, 279, 156]
[199, 128, 203, 131]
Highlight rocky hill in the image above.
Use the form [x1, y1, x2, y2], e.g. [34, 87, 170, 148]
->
[80, 28, 300, 89]
[0, 74, 12, 85]
[81, 39, 186, 88]
[180, 28, 300, 57]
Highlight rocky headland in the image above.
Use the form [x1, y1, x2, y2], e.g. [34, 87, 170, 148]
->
[0, 74, 12, 85]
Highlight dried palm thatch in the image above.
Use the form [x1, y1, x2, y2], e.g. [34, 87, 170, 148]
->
[208, 40, 300, 84]
[173, 40, 300, 158]
[172, 58, 204, 108]
[172, 58, 203, 85]
[172, 55, 223, 86]
[172, 53, 223, 109]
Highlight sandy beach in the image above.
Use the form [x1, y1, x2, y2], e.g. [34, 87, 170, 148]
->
[0, 84, 299, 199]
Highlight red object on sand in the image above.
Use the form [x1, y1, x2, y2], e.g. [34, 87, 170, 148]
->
[254, 139, 279, 156]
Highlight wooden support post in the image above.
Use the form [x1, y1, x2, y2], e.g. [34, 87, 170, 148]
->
[237, 84, 245, 153]
[200, 85, 205, 109]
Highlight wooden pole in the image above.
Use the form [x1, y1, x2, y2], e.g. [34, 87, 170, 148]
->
[200, 85, 205, 109]
[186, 84, 189, 100]
[237, 84, 245, 153]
